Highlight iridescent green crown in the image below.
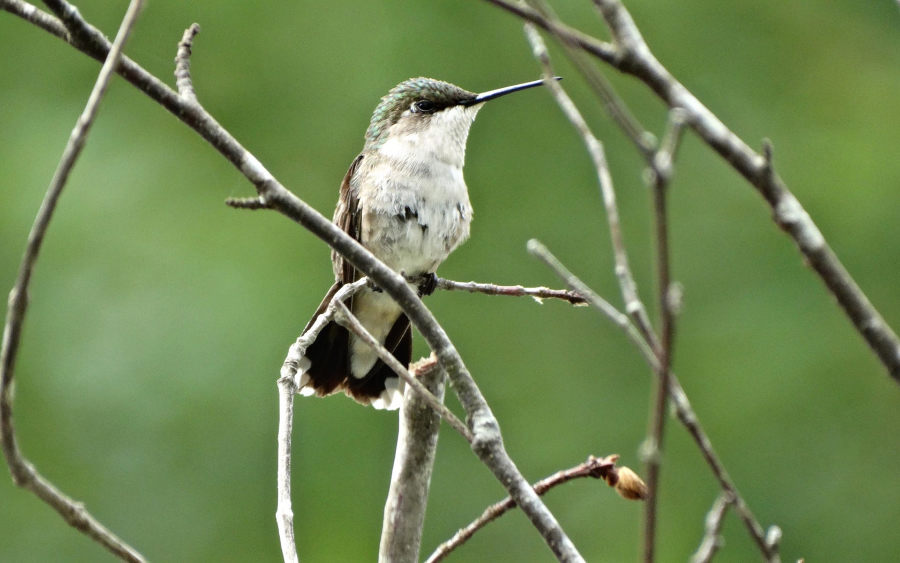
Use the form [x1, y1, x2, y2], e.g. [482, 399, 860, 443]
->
[364, 78, 476, 148]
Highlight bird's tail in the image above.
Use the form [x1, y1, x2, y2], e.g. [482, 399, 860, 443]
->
[297, 282, 411, 409]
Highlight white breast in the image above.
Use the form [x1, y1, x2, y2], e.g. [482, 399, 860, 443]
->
[357, 104, 480, 277]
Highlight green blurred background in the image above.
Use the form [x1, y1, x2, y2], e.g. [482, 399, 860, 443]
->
[2, 0, 900, 561]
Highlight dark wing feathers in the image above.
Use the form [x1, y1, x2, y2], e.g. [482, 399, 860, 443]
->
[333, 154, 364, 285]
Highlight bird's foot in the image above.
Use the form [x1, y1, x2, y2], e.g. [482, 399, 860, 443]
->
[417, 273, 438, 297]
[366, 278, 384, 293]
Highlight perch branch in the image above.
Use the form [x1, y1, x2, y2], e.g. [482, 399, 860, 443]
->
[435, 277, 586, 306]
[425, 455, 645, 563]
[0, 0, 147, 561]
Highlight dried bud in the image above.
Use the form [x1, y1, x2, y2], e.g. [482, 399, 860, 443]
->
[613, 466, 648, 501]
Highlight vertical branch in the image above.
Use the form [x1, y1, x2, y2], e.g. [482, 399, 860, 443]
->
[276, 279, 367, 563]
[0, 1, 147, 562]
[379, 356, 447, 563]
[642, 110, 686, 563]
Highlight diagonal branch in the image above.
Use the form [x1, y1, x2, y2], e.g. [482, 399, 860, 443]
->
[0, 1, 148, 561]
[332, 300, 472, 442]
[523, 22, 658, 353]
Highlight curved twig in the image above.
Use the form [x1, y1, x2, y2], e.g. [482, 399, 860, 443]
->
[276, 278, 367, 563]
[0, 0, 148, 561]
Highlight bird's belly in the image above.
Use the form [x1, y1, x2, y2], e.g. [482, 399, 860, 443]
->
[365, 210, 468, 277]
[360, 167, 472, 278]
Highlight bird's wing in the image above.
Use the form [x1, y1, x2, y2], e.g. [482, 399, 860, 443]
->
[332, 154, 364, 285]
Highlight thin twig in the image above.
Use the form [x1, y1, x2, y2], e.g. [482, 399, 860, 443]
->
[380, 356, 447, 563]
[276, 279, 367, 563]
[525, 0, 655, 158]
[528, 240, 776, 561]
[527, 239, 654, 360]
[689, 493, 732, 563]
[523, 23, 658, 352]
[0, 1, 147, 562]
[642, 108, 687, 563]
[225, 196, 268, 210]
[480, 0, 619, 64]
[425, 455, 639, 563]
[435, 277, 586, 306]
[174, 23, 199, 102]
[332, 301, 473, 442]
[2, 5, 585, 560]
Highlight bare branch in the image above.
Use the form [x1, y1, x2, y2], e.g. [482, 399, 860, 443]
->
[380, 356, 447, 563]
[425, 455, 643, 563]
[525, 0, 655, 157]
[0, 1, 148, 561]
[642, 107, 687, 563]
[0, 0, 69, 40]
[275, 279, 367, 563]
[225, 196, 269, 210]
[435, 277, 586, 306]
[527, 239, 654, 361]
[3, 6, 584, 559]
[174, 23, 200, 102]
[689, 493, 732, 563]
[481, 0, 619, 64]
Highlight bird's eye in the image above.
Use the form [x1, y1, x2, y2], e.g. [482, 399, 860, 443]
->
[413, 100, 436, 113]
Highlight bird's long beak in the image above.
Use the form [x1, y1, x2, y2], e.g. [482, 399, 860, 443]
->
[464, 77, 562, 105]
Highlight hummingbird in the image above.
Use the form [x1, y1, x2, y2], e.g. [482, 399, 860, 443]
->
[297, 76, 554, 409]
